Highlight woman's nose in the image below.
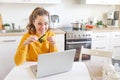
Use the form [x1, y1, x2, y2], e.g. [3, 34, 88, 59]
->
[40, 24, 45, 28]
[40, 24, 46, 29]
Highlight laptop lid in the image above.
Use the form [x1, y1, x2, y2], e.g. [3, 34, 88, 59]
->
[36, 49, 76, 78]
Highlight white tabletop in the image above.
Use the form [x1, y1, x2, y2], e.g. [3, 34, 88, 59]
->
[4, 62, 91, 80]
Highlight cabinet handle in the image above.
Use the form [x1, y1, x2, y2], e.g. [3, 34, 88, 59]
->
[115, 35, 120, 37]
[114, 46, 120, 48]
[0, 40, 16, 42]
[66, 41, 91, 44]
[96, 36, 105, 38]
[96, 47, 105, 49]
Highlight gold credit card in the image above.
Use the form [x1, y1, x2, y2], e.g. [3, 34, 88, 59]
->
[38, 34, 46, 43]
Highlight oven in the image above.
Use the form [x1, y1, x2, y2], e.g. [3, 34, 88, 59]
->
[65, 30, 92, 61]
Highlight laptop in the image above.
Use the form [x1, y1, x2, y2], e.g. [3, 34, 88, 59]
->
[30, 49, 76, 78]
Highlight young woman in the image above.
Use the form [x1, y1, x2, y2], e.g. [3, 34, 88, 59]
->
[14, 7, 58, 66]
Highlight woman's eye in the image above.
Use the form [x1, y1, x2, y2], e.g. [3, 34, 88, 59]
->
[45, 23, 48, 26]
[37, 22, 48, 26]
[38, 23, 42, 25]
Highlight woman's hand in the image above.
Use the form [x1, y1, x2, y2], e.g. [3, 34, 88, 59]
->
[47, 36, 56, 47]
[24, 36, 38, 45]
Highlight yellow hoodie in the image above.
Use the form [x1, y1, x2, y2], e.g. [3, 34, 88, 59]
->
[14, 30, 58, 66]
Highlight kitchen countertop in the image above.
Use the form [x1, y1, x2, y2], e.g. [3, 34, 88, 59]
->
[91, 27, 120, 32]
[0, 32, 25, 36]
[0, 29, 66, 36]
[1, 27, 120, 36]
[51, 28, 66, 34]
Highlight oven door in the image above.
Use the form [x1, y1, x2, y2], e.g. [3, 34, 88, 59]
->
[66, 40, 91, 61]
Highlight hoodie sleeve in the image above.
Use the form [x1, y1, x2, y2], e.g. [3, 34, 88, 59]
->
[14, 33, 29, 66]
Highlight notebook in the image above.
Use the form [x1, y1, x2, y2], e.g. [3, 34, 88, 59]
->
[30, 49, 76, 78]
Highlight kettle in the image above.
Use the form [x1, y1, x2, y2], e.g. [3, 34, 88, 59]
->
[50, 15, 59, 28]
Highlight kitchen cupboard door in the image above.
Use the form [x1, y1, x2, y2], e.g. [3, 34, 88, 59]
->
[110, 40, 120, 57]
[92, 40, 110, 51]
[92, 39, 110, 62]
[91, 32, 111, 62]
[86, 0, 120, 5]
[108, 0, 120, 5]
[34, 0, 61, 4]
[54, 34, 65, 51]
[0, 36, 22, 80]
[20, 0, 61, 4]
[92, 32, 111, 51]
[0, 0, 61, 4]
[0, 0, 21, 3]
[110, 32, 120, 57]
[92, 32, 111, 41]
[86, 0, 103, 4]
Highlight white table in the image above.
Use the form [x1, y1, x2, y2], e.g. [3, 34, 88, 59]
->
[4, 62, 91, 80]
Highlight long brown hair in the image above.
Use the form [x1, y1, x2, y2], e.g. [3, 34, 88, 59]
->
[26, 7, 50, 34]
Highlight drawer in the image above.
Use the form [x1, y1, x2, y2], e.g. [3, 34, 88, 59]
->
[92, 40, 110, 51]
[0, 36, 21, 42]
[92, 32, 110, 40]
[111, 32, 120, 39]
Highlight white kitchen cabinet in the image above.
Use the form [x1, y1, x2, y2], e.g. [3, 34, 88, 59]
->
[107, 0, 120, 5]
[92, 31, 120, 61]
[86, 0, 120, 5]
[110, 32, 120, 57]
[55, 34, 65, 51]
[91, 32, 111, 62]
[33, 0, 61, 4]
[0, 36, 22, 80]
[0, 0, 61, 4]
[0, 0, 21, 3]
[86, 0, 104, 4]
[92, 32, 111, 51]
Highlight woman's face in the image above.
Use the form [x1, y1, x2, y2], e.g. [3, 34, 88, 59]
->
[33, 15, 49, 35]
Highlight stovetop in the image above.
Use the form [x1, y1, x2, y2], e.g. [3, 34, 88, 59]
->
[59, 27, 89, 32]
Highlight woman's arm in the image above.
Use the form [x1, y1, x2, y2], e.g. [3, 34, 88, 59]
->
[14, 34, 29, 66]
[14, 33, 38, 66]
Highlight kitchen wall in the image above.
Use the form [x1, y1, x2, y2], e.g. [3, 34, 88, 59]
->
[0, 0, 118, 29]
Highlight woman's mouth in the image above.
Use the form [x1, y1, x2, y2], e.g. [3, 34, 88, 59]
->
[38, 29, 45, 34]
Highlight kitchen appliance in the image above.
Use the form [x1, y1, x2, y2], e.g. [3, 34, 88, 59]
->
[0, 14, 3, 30]
[50, 15, 59, 29]
[114, 11, 119, 27]
[107, 11, 119, 27]
[71, 21, 81, 30]
[60, 27, 92, 61]
[112, 56, 120, 68]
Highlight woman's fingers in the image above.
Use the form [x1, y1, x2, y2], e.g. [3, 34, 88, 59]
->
[47, 37, 56, 46]
[31, 36, 38, 42]
[24, 36, 38, 45]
